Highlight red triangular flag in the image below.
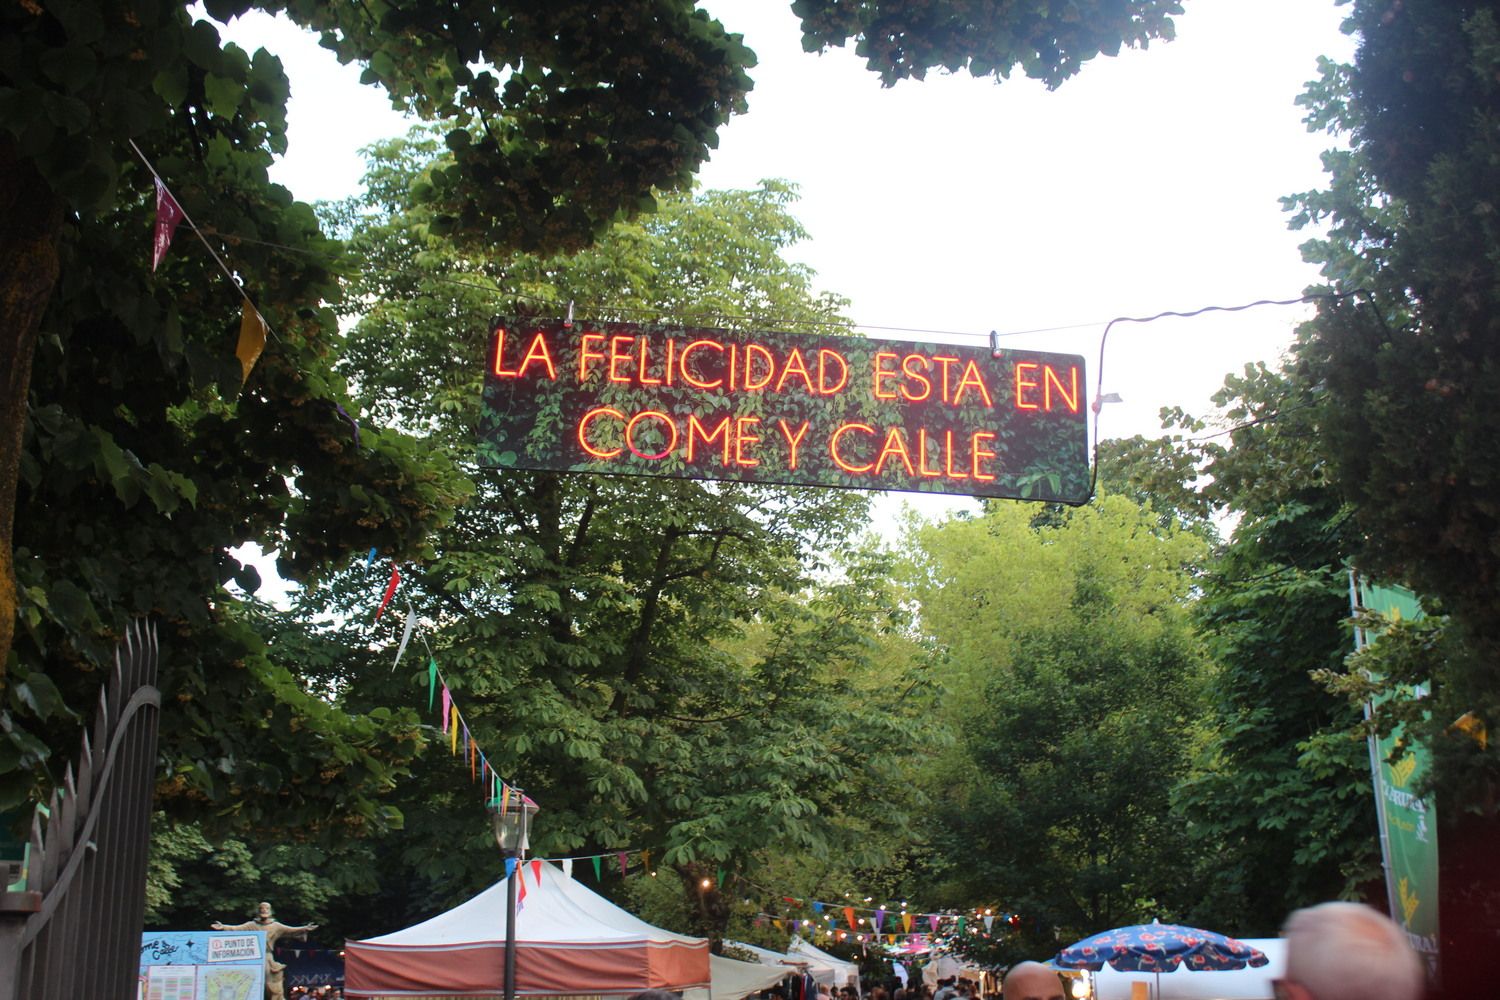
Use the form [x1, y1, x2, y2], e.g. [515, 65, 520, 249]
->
[152, 177, 185, 271]
[374, 562, 400, 620]
[531, 859, 543, 885]
[518, 877, 528, 904]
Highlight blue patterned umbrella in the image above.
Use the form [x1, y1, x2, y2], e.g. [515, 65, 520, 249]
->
[1054, 920, 1269, 973]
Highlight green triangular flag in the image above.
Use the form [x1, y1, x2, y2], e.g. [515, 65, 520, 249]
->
[592, 855, 602, 881]
[716, 867, 725, 889]
[957, 916, 967, 933]
[427, 657, 438, 710]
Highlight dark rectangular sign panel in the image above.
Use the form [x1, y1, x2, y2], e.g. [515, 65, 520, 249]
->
[479, 319, 1089, 502]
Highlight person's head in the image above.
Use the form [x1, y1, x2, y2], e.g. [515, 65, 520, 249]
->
[1001, 963, 1063, 1000]
[256, 901, 272, 920]
[1280, 901, 1424, 1000]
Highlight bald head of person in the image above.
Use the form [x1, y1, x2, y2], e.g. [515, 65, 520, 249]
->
[1002, 962, 1064, 1000]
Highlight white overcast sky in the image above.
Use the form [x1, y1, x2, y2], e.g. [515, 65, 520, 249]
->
[216, 1, 1354, 535]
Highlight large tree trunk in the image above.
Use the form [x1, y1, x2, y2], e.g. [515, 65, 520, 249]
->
[0, 135, 64, 685]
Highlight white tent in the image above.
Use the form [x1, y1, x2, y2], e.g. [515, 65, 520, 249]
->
[345, 861, 709, 998]
[788, 936, 860, 992]
[681, 954, 797, 1000]
[922, 954, 985, 987]
[724, 940, 825, 984]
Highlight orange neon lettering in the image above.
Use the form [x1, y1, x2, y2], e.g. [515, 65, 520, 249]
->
[933, 357, 960, 403]
[1014, 363, 1041, 410]
[679, 340, 724, 389]
[875, 427, 917, 477]
[578, 407, 625, 459]
[817, 349, 849, 394]
[516, 332, 557, 380]
[873, 353, 900, 399]
[1044, 365, 1080, 412]
[494, 328, 553, 378]
[664, 338, 677, 386]
[917, 429, 942, 478]
[776, 348, 815, 393]
[608, 335, 635, 384]
[687, 414, 732, 465]
[777, 419, 811, 470]
[728, 343, 738, 390]
[625, 411, 678, 461]
[579, 333, 606, 382]
[952, 360, 993, 407]
[492, 327, 514, 376]
[830, 423, 876, 474]
[900, 355, 932, 402]
[638, 337, 662, 385]
[743, 344, 775, 391]
[943, 430, 970, 480]
[735, 416, 761, 467]
[972, 431, 998, 481]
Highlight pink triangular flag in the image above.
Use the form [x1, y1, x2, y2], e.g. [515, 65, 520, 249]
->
[440, 686, 451, 732]
[617, 851, 628, 876]
[152, 177, 185, 271]
[928, 914, 941, 933]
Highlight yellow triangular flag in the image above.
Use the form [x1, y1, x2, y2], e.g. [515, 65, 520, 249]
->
[450, 706, 459, 754]
[236, 298, 267, 381]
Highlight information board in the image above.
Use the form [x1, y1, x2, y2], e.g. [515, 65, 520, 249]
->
[140, 930, 266, 1000]
[479, 320, 1090, 502]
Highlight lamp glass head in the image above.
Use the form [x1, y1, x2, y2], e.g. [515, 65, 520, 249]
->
[490, 795, 539, 854]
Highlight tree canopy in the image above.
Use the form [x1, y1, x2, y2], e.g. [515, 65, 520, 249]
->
[791, 0, 1182, 87]
[909, 495, 1210, 960]
[0, 0, 758, 822]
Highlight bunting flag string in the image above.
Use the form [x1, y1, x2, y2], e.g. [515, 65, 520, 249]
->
[129, 140, 281, 383]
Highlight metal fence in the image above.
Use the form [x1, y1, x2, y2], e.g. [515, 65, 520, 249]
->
[0, 620, 161, 1000]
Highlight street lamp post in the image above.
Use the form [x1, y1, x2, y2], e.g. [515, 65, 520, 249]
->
[490, 793, 539, 1000]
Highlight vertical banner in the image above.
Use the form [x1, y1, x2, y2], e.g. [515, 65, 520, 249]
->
[1351, 574, 1440, 977]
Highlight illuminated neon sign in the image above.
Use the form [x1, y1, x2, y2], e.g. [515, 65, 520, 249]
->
[479, 320, 1089, 502]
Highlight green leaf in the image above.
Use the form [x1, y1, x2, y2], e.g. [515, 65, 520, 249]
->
[40, 91, 90, 134]
[202, 73, 242, 118]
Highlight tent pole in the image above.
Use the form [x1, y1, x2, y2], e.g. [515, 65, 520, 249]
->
[505, 861, 519, 1000]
